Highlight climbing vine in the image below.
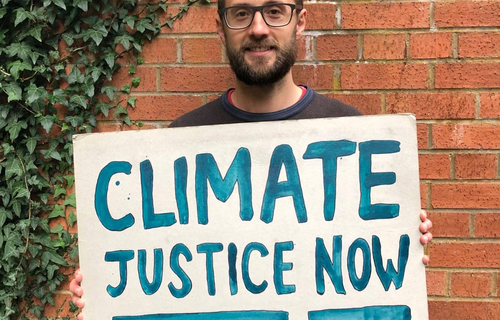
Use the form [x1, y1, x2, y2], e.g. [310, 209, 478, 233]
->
[0, 0, 207, 318]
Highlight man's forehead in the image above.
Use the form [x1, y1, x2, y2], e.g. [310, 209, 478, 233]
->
[224, 0, 290, 7]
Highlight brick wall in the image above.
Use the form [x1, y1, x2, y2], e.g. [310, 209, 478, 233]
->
[63, 0, 500, 319]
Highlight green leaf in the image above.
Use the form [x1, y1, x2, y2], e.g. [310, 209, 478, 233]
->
[26, 84, 48, 104]
[83, 27, 107, 46]
[27, 25, 43, 42]
[101, 86, 117, 100]
[70, 95, 88, 109]
[7, 121, 28, 140]
[42, 250, 68, 266]
[48, 204, 65, 219]
[5, 158, 22, 179]
[64, 175, 75, 188]
[127, 97, 137, 108]
[62, 33, 75, 46]
[0, 208, 6, 228]
[7, 60, 32, 80]
[5, 42, 31, 62]
[131, 77, 141, 88]
[123, 115, 131, 126]
[26, 137, 37, 154]
[39, 115, 55, 133]
[115, 34, 134, 51]
[121, 83, 131, 94]
[73, 0, 89, 11]
[14, 8, 35, 26]
[115, 105, 127, 117]
[128, 65, 136, 75]
[52, 0, 67, 9]
[68, 212, 77, 227]
[123, 15, 137, 29]
[0, 7, 7, 19]
[15, 187, 29, 199]
[54, 185, 66, 198]
[64, 193, 76, 207]
[96, 102, 113, 117]
[3, 82, 23, 102]
[3, 240, 18, 259]
[103, 52, 115, 69]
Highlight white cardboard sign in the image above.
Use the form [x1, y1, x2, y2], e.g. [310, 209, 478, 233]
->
[73, 114, 428, 320]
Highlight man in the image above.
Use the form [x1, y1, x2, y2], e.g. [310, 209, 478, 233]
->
[70, 0, 433, 317]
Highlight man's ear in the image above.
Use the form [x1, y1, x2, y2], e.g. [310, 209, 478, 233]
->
[296, 9, 307, 40]
[216, 16, 226, 46]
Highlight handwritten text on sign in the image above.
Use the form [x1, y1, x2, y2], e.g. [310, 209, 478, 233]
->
[73, 115, 428, 320]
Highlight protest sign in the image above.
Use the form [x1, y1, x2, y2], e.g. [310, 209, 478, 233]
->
[73, 114, 428, 320]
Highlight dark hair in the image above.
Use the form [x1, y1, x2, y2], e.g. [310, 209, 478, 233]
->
[218, 0, 304, 11]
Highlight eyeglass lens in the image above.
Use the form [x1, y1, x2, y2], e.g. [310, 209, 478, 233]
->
[225, 4, 293, 29]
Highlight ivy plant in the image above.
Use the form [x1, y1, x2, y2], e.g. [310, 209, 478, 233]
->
[0, 0, 208, 318]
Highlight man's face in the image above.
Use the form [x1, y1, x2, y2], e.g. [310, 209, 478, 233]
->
[218, 0, 306, 86]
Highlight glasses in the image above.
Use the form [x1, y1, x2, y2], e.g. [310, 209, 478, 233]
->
[218, 3, 302, 30]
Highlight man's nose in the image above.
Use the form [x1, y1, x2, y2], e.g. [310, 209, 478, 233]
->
[248, 11, 270, 38]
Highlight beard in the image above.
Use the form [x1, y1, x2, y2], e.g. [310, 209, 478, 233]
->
[225, 33, 298, 86]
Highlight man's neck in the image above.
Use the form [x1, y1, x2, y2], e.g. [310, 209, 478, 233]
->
[230, 73, 303, 113]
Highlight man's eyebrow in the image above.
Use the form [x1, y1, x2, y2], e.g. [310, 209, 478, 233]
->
[230, 0, 286, 6]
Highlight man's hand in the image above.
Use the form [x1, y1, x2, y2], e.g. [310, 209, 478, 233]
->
[419, 210, 433, 265]
[69, 269, 84, 320]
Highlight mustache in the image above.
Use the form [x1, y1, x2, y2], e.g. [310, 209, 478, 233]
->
[241, 39, 279, 50]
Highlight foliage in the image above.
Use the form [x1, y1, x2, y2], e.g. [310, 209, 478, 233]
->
[0, 0, 208, 318]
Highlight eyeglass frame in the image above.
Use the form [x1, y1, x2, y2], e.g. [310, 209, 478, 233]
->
[218, 3, 303, 30]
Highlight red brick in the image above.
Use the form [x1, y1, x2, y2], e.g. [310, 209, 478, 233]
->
[435, 1, 500, 27]
[475, 213, 500, 238]
[140, 38, 177, 63]
[342, 2, 429, 29]
[108, 66, 157, 92]
[122, 123, 158, 131]
[429, 301, 500, 320]
[459, 33, 500, 58]
[304, 3, 336, 30]
[44, 293, 74, 318]
[426, 211, 470, 237]
[417, 123, 428, 150]
[450, 272, 493, 297]
[325, 93, 382, 115]
[292, 64, 333, 90]
[341, 63, 428, 90]
[426, 270, 447, 296]
[161, 7, 218, 34]
[420, 182, 427, 208]
[435, 62, 500, 89]
[410, 33, 452, 59]
[160, 66, 235, 92]
[297, 35, 313, 61]
[429, 242, 500, 268]
[96, 122, 122, 132]
[432, 124, 500, 149]
[316, 35, 358, 60]
[206, 93, 222, 103]
[455, 153, 498, 179]
[481, 92, 500, 118]
[386, 92, 475, 120]
[128, 95, 203, 120]
[431, 183, 500, 209]
[419, 153, 451, 179]
[363, 34, 406, 60]
[182, 37, 222, 63]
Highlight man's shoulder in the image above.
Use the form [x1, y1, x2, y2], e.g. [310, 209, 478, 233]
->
[169, 96, 238, 128]
[293, 92, 362, 119]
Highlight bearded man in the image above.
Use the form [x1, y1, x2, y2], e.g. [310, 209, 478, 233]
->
[70, 0, 433, 318]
